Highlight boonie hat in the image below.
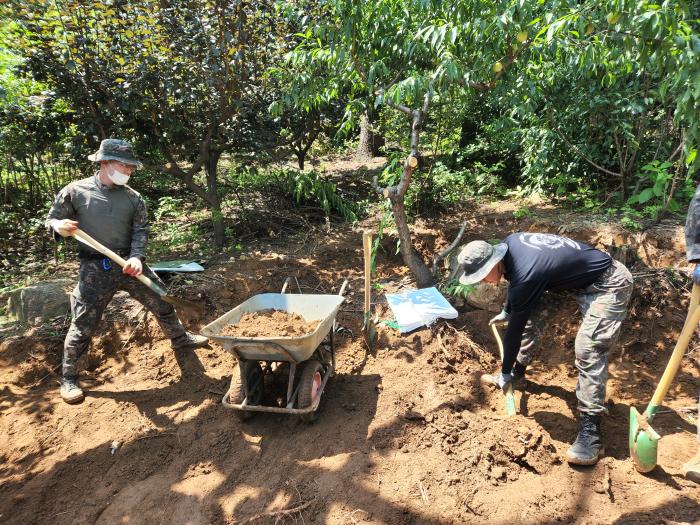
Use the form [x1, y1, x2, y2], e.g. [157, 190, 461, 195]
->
[88, 138, 142, 168]
[452, 240, 508, 285]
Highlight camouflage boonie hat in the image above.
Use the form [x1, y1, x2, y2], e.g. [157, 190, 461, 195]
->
[451, 240, 508, 285]
[87, 139, 142, 168]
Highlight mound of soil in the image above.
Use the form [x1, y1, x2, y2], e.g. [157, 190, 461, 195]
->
[219, 310, 320, 338]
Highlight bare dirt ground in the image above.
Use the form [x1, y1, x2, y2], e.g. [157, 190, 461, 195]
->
[1, 200, 700, 524]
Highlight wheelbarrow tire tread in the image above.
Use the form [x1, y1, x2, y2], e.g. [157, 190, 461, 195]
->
[228, 361, 264, 421]
[298, 360, 324, 423]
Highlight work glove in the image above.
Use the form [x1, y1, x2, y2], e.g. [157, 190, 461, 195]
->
[123, 257, 143, 277]
[52, 219, 78, 238]
[489, 309, 510, 326]
[494, 372, 513, 391]
[693, 264, 700, 286]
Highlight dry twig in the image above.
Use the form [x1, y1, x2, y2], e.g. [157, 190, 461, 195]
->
[418, 481, 430, 505]
[231, 499, 315, 524]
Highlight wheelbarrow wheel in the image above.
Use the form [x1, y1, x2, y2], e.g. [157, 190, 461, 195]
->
[228, 360, 264, 421]
[298, 360, 324, 423]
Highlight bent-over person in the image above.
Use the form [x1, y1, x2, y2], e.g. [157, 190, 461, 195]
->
[453, 232, 633, 466]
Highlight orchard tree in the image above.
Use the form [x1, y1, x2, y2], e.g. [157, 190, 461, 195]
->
[511, 0, 700, 208]
[11, 0, 279, 247]
[284, 0, 539, 287]
[285, 0, 699, 285]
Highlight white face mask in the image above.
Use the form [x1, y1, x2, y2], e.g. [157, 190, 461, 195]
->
[107, 167, 130, 186]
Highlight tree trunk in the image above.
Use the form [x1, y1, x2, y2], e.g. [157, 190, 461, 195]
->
[205, 149, 225, 248]
[356, 110, 384, 159]
[295, 147, 305, 171]
[389, 194, 434, 288]
[459, 119, 478, 148]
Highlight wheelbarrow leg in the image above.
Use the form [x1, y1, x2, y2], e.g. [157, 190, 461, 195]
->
[286, 363, 297, 406]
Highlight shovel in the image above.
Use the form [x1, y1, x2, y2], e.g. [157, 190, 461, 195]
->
[362, 231, 376, 350]
[630, 283, 700, 472]
[71, 228, 203, 314]
[487, 322, 517, 417]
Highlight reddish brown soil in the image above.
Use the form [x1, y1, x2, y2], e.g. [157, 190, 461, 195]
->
[1, 203, 700, 524]
[219, 310, 320, 338]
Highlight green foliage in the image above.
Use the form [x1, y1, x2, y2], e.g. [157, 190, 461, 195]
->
[228, 167, 360, 223]
[380, 153, 505, 215]
[280, 169, 358, 222]
[154, 196, 183, 222]
[626, 161, 693, 216]
[618, 206, 644, 230]
[370, 205, 398, 264]
[441, 279, 476, 300]
[513, 0, 700, 197]
[513, 206, 533, 219]
[152, 223, 201, 251]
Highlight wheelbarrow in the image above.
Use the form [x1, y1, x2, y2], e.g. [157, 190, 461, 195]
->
[201, 278, 348, 422]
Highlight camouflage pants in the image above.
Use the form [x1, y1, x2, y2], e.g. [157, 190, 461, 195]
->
[62, 259, 186, 377]
[514, 260, 633, 415]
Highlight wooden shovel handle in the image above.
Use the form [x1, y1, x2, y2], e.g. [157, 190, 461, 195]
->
[648, 283, 700, 408]
[491, 323, 517, 416]
[491, 323, 505, 361]
[72, 228, 166, 296]
[363, 232, 372, 315]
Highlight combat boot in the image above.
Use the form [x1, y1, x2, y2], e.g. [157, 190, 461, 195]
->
[566, 413, 604, 466]
[682, 448, 700, 484]
[171, 331, 210, 350]
[60, 376, 84, 404]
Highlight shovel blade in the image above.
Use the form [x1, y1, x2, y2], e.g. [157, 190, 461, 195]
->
[163, 295, 204, 315]
[629, 406, 662, 473]
[480, 374, 517, 417]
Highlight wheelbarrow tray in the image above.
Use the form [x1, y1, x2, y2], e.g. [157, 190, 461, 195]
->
[201, 293, 344, 363]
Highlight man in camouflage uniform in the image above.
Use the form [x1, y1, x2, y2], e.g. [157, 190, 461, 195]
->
[453, 233, 633, 466]
[682, 184, 700, 484]
[46, 139, 208, 404]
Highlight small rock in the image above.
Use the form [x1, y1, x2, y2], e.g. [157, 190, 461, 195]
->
[109, 441, 121, 455]
[491, 466, 505, 480]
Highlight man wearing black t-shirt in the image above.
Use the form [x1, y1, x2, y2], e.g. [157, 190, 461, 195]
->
[454, 232, 633, 465]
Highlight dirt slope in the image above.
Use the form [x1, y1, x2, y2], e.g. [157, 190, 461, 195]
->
[1, 206, 700, 524]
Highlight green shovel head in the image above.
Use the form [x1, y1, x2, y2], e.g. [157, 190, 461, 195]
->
[629, 406, 662, 473]
[504, 387, 517, 417]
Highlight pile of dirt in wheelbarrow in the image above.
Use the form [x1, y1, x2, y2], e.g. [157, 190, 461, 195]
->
[218, 309, 320, 338]
[2, 200, 700, 525]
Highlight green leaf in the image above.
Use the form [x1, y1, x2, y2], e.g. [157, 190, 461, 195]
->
[637, 188, 655, 204]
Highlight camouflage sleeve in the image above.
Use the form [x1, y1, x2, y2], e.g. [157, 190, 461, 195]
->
[685, 184, 700, 263]
[45, 185, 76, 241]
[129, 195, 149, 261]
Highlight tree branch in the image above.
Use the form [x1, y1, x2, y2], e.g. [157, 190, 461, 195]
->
[432, 220, 468, 278]
[553, 128, 621, 178]
[384, 99, 413, 116]
[668, 134, 684, 162]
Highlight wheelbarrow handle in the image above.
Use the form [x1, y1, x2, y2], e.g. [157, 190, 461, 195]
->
[72, 228, 167, 297]
[338, 278, 349, 297]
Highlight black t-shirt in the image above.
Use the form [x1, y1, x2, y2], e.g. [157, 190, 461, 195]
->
[500, 232, 612, 374]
